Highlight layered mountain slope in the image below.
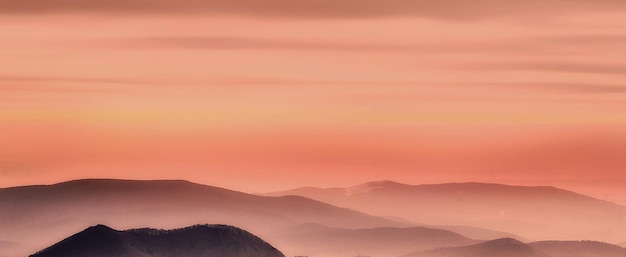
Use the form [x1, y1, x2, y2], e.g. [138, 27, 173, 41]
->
[276, 223, 478, 257]
[268, 181, 626, 242]
[403, 238, 548, 257]
[0, 179, 403, 257]
[529, 240, 626, 257]
[431, 225, 525, 241]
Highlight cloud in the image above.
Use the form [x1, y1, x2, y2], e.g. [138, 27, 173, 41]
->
[540, 34, 626, 45]
[90, 28, 626, 56]
[0, 75, 145, 85]
[95, 36, 562, 56]
[111, 36, 416, 52]
[460, 62, 626, 75]
[473, 82, 626, 94]
[0, 0, 623, 19]
[0, 76, 149, 92]
[0, 76, 149, 98]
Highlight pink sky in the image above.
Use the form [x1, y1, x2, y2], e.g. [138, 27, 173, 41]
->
[1, 2, 625, 204]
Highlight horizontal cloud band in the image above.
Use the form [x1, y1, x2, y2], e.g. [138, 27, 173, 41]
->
[0, 0, 623, 18]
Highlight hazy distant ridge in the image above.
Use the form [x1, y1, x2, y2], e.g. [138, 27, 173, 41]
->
[268, 180, 626, 242]
[403, 238, 549, 257]
[277, 223, 478, 257]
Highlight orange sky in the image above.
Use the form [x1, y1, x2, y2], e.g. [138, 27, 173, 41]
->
[1, 1, 625, 204]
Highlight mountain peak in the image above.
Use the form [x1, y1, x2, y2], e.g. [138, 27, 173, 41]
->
[363, 180, 404, 187]
[346, 180, 406, 195]
[87, 224, 115, 230]
[484, 237, 527, 246]
[30, 224, 127, 257]
[80, 224, 118, 236]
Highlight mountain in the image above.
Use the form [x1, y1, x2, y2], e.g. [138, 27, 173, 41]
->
[431, 225, 525, 241]
[403, 238, 549, 257]
[30, 224, 285, 257]
[275, 223, 478, 257]
[409, 239, 626, 257]
[267, 181, 626, 242]
[529, 241, 626, 257]
[0, 179, 404, 257]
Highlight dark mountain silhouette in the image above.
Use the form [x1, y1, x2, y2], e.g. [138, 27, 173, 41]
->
[0, 179, 404, 257]
[529, 240, 626, 257]
[403, 238, 549, 257]
[30, 224, 285, 257]
[276, 223, 478, 257]
[267, 180, 626, 242]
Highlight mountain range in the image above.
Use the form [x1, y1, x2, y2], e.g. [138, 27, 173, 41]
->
[28, 224, 626, 257]
[30, 224, 284, 257]
[403, 238, 626, 257]
[0, 179, 402, 257]
[275, 223, 478, 257]
[529, 241, 626, 257]
[267, 180, 626, 242]
[2, 179, 626, 257]
[404, 238, 549, 257]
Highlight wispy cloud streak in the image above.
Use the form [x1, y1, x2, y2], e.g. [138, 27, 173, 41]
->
[0, 0, 624, 19]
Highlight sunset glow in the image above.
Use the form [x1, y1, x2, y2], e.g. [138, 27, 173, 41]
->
[1, 2, 625, 205]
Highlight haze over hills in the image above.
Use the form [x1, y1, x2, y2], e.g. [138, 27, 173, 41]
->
[0, 179, 404, 257]
[275, 223, 478, 257]
[267, 180, 626, 242]
[5, 179, 626, 257]
[529, 241, 626, 257]
[403, 238, 549, 257]
[430, 225, 525, 241]
[30, 224, 285, 257]
[403, 239, 626, 257]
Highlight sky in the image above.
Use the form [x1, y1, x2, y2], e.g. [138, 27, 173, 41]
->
[1, 0, 625, 204]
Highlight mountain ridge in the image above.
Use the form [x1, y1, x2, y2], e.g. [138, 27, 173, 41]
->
[276, 222, 479, 257]
[273, 180, 615, 204]
[529, 240, 626, 257]
[403, 238, 549, 257]
[30, 224, 285, 257]
[0, 179, 405, 257]
[267, 180, 626, 242]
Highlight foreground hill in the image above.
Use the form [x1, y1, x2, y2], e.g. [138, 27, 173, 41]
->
[276, 223, 478, 257]
[30, 224, 285, 257]
[403, 238, 549, 257]
[268, 181, 626, 242]
[529, 241, 626, 257]
[0, 179, 403, 256]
